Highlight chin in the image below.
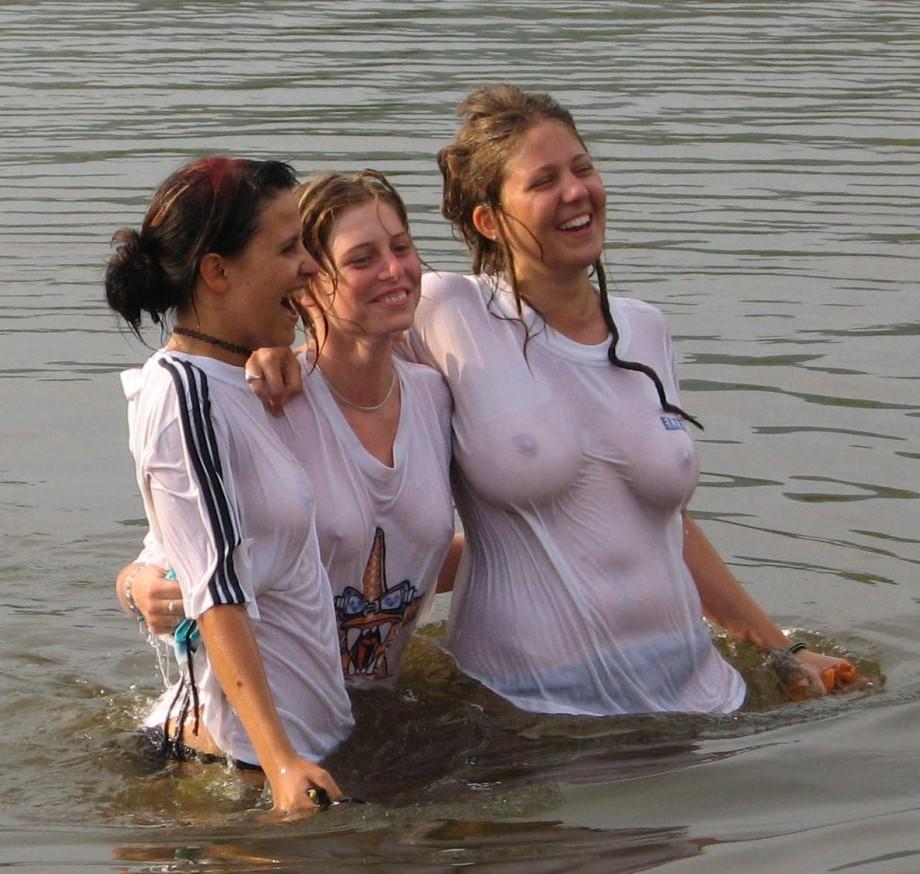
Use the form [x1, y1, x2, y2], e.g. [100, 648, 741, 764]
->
[267, 328, 296, 349]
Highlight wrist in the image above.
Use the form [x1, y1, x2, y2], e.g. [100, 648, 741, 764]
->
[262, 748, 302, 786]
[124, 564, 147, 621]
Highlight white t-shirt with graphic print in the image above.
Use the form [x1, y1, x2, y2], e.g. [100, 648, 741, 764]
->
[406, 272, 746, 716]
[269, 353, 455, 686]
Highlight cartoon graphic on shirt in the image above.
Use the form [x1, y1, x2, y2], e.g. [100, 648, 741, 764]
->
[333, 527, 421, 679]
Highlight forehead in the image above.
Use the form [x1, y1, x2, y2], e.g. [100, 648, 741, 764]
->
[330, 199, 406, 246]
[504, 119, 588, 179]
[253, 188, 302, 237]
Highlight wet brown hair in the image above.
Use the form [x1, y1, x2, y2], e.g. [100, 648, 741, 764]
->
[437, 84, 700, 428]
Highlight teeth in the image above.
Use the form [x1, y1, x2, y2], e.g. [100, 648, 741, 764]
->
[376, 289, 409, 304]
[559, 214, 590, 231]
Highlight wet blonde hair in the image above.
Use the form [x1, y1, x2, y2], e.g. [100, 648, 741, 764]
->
[295, 169, 413, 341]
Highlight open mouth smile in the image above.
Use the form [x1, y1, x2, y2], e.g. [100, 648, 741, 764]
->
[371, 288, 411, 306]
[558, 213, 592, 232]
[281, 291, 303, 321]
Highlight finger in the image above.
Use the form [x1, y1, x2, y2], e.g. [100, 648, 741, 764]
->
[312, 772, 343, 801]
[258, 364, 287, 405]
[245, 371, 268, 402]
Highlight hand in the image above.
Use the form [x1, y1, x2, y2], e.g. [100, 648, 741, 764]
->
[244, 346, 302, 416]
[130, 565, 184, 635]
[267, 756, 343, 817]
[794, 649, 861, 696]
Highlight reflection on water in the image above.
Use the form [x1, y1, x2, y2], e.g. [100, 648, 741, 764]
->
[1, 0, 919, 870]
[112, 821, 711, 873]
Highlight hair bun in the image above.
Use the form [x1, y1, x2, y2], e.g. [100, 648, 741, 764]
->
[104, 228, 167, 331]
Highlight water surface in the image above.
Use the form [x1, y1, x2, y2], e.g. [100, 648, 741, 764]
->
[1, 2, 918, 871]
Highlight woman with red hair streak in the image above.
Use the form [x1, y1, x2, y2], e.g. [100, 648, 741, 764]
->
[106, 156, 353, 815]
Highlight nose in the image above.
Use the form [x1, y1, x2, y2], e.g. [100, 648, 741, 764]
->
[562, 171, 590, 203]
[378, 250, 403, 281]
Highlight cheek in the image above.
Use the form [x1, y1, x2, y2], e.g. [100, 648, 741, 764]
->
[406, 254, 423, 288]
[591, 181, 607, 212]
[309, 276, 339, 312]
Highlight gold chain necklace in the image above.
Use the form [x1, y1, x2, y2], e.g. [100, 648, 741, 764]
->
[323, 371, 398, 412]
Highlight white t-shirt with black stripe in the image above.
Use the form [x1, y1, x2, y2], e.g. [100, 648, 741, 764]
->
[122, 350, 353, 765]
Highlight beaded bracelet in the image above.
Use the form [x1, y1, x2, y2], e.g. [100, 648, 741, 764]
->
[124, 564, 146, 622]
[786, 641, 808, 654]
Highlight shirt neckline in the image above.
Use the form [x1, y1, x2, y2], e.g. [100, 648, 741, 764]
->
[479, 276, 632, 365]
[304, 354, 410, 476]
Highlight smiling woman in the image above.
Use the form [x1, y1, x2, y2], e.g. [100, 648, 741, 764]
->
[405, 84, 856, 716]
[115, 169, 458, 694]
[105, 156, 354, 816]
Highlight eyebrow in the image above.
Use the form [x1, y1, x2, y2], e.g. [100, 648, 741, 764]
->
[340, 230, 410, 259]
[526, 153, 592, 175]
[279, 231, 301, 249]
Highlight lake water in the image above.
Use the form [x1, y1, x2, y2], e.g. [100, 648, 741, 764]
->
[1, 1, 919, 871]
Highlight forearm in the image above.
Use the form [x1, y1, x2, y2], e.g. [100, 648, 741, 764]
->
[196, 604, 299, 781]
[682, 510, 791, 650]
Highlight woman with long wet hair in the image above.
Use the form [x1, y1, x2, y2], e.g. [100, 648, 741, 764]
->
[406, 84, 852, 715]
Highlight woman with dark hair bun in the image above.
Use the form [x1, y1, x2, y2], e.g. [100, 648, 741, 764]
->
[106, 156, 353, 814]
[405, 84, 854, 716]
[116, 169, 458, 688]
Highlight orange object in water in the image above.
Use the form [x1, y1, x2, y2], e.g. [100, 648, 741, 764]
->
[821, 661, 857, 691]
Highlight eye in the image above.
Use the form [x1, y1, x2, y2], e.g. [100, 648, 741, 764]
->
[530, 175, 554, 190]
[346, 254, 373, 268]
[574, 162, 595, 177]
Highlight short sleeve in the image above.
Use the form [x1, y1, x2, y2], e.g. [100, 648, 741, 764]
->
[144, 358, 257, 622]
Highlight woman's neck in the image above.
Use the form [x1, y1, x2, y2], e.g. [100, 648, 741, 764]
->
[314, 330, 396, 406]
[167, 320, 251, 366]
[514, 270, 608, 345]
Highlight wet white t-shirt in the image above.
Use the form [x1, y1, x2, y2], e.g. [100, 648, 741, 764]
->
[123, 351, 353, 764]
[407, 272, 746, 716]
[268, 354, 454, 685]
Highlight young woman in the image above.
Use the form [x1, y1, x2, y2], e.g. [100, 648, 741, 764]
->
[117, 171, 458, 686]
[401, 85, 854, 716]
[106, 156, 353, 815]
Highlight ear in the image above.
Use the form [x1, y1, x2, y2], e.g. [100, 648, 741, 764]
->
[199, 252, 230, 294]
[472, 203, 499, 242]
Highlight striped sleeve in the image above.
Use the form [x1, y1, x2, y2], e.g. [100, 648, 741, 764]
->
[158, 357, 246, 607]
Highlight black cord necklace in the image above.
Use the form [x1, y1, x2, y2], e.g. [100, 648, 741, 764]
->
[172, 326, 252, 357]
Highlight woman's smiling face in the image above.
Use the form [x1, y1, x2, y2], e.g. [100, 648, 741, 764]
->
[494, 118, 606, 283]
[306, 198, 422, 340]
[222, 187, 316, 350]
